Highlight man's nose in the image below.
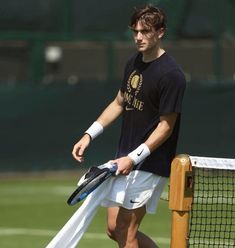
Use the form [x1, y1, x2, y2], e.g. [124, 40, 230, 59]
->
[136, 32, 143, 40]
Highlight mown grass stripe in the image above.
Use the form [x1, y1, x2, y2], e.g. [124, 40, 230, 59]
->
[0, 227, 170, 244]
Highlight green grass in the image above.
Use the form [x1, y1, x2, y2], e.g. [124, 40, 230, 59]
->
[0, 173, 171, 248]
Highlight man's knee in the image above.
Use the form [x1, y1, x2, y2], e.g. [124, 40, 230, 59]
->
[106, 226, 116, 241]
[106, 206, 145, 245]
[106, 222, 127, 242]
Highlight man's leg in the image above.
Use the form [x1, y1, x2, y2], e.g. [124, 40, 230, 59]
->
[106, 206, 159, 248]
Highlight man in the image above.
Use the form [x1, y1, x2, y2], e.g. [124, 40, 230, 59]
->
[72, 5, 186, 248]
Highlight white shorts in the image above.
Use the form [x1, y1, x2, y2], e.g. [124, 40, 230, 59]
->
[101, 170, 167, 214]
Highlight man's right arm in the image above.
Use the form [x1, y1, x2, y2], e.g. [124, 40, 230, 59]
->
[72, 90, 124, 162]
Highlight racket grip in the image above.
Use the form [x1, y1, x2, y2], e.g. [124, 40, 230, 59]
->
[108, 162, 119, 175]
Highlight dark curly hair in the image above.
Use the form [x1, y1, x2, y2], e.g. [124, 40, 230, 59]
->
[130, 5, 166, 31]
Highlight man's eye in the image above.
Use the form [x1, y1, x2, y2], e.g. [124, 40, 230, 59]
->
[132, 29, 151, 36]
[132, 30, 138, 35]
[141, 30, 149, 35]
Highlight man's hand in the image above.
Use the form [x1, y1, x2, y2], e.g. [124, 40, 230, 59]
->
[72, 134, 91, 162]
[112, 156, 134, 175]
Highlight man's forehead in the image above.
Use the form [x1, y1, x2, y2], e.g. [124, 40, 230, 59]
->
[132, 21, 153, 31]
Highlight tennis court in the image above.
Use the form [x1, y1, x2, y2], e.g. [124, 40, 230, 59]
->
[0, 172, 171, 248]
[1, 1, 235, 248]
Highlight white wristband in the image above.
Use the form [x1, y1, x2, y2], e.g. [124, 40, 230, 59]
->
[85, 121, 104, 140]
[128, 143, 151, 165]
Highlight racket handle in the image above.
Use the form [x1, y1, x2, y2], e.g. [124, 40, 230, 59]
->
[109, 163, 118, 174]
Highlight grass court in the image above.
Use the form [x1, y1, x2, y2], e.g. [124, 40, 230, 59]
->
[0, 172, 171, 248]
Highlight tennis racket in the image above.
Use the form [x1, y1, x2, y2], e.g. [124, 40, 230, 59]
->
[67, 162, 117, 206]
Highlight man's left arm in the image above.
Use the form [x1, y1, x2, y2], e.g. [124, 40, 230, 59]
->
[145, 112, 178, 152]
[114, 112, 178, 175]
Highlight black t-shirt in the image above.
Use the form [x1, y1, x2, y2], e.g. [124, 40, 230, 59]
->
[117, 52, 186, 177]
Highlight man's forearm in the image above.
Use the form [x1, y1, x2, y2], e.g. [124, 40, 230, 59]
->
[97, 99, 123, 128]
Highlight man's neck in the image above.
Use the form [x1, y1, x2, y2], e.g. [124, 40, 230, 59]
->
[142, 47, 165, 63]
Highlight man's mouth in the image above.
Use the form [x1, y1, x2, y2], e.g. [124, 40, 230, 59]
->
[136, 43, 145, 47]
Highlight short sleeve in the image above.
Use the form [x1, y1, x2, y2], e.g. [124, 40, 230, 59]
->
[158, 69, 186, 115]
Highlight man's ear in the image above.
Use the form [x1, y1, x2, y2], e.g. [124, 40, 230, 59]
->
[157, 28, 165, 39]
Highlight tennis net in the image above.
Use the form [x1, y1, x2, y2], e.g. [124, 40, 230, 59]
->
[188, 156, 235, 248]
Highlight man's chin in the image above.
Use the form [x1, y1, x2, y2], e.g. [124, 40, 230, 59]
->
[136, 46, 146, 52]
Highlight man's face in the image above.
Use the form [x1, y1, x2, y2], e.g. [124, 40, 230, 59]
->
[131, 21, 164, 53]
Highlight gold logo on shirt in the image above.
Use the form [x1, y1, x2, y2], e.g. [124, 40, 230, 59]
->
[131, 75, 140, 89]
[127, 70, 143, 96]
[125, 70, 144, 111]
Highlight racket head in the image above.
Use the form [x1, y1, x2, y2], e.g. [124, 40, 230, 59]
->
[67, 163, 117, 206]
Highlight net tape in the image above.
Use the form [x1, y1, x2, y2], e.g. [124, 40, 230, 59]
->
[190, 156, 235, 170]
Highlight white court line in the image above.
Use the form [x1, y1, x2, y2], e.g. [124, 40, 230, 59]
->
[0, 227, 170, 244]
[0, 228, 56, 236]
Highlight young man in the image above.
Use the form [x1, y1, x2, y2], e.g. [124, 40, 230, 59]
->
[72, 5, 186, 248]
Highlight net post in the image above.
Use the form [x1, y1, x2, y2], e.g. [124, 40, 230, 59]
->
[169, 154, 193, 248]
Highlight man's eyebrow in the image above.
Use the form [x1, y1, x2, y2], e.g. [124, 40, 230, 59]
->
[130, 28, 151, 32]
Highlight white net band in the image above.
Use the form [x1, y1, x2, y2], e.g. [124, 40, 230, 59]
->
[190, 156, 235, 170]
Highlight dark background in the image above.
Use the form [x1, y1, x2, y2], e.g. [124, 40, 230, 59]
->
[0, 0, 234, 171]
